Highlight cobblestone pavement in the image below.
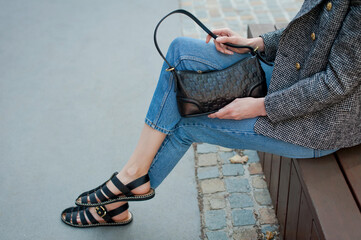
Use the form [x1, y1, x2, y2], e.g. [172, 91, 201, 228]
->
[177, 1, 303, 239]
[180, 0, 303, 38]
[194, 144, 279, 240]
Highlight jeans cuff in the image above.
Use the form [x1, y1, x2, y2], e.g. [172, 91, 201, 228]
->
[145, 118, 173, 135]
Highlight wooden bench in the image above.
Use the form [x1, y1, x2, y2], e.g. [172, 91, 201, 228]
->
[248, 24, 361, 240]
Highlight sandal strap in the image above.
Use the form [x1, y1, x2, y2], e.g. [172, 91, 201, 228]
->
[65, 212, 72, 222]
[89, 192, 98, 204]
[81, 195, 88, 204]
[72, 207, 79, 225]
[107, 203, 129, 218]
[110, 176, 133, 197]
[85, 208, 99, 224]
[126, 174, 150, 190]
[101, 185, 117, 199]
[96, 189, 107, 202]
[79, 210, 88, 225]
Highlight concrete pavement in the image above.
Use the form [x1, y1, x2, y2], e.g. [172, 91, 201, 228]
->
[0, 1, 200, 239]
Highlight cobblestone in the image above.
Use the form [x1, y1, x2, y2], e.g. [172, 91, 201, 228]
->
[197, 166, 220, 180]
[248, 162, 263, 175]
[228, 193, 254, 208]
[208, 195, 227, 209]
[258, 208, 278, 224]
[233, 227, 259, 240]
[198, 153, 218, 166]
[225, 177, 251, 193]
[254, 189, 273, 206]
[222, 163, 245, 176]
[205, 210, 227, 230]
[251, 175, 267, 188]
[232, 209, 256, 226]
[201, 178, 226, 194]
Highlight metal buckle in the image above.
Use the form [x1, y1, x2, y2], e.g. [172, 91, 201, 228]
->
[166, 67, 175, 72]
[95, 206, 107, 218]
[254, 46, 259, 53]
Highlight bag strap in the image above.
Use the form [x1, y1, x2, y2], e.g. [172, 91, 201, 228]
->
[153, 9, 273, 71]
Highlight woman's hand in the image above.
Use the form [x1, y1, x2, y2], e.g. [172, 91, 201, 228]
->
[205, 28, 265, 55]
[208, 97, 267, 120]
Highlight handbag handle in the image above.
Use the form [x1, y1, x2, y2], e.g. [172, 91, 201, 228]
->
[153, 9, 273, 71]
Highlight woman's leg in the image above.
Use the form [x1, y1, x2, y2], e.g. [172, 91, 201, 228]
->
[148, 116, 337, 189]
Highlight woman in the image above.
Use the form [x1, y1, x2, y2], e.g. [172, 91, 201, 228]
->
[61, 0, 361, 227]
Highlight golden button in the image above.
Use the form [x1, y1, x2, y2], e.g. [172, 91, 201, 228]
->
[326, 2, 332, 11]
[295, 63, 301, 70]
[311, 32, 316, 41]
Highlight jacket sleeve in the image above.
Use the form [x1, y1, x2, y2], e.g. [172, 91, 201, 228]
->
[260, 28, 284, 62]
[264, 5, 361, 123]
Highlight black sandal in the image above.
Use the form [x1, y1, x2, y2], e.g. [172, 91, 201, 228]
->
[75, 172, 155, 207]
[61, 203, 133, 227]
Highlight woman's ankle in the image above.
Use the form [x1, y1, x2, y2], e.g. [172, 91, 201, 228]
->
[117, 166, 151, 194]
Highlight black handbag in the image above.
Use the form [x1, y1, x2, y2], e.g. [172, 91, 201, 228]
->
[154, 9, 272, 117]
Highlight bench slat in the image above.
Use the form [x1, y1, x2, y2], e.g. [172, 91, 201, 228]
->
[297, 191, 313, 240]
[277, 157, 292, 237]
[336, 144, 361, 209]
[285, 162, 302, 240]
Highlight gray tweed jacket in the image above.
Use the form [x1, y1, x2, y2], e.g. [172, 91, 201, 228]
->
[254, 0, 361, 150]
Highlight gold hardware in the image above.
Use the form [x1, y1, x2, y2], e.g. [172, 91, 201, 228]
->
[166, 67, 175, 72]
[326, 2, 332, 11]
[311, 32, 316, 41]
[197, 70, 203, 74]
[254, 46, 259, 52]
[295, 62, 301, 70]
[95, 206, 107, 218]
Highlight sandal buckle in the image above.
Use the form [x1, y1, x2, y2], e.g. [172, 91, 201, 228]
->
[95, 206, 107, 218]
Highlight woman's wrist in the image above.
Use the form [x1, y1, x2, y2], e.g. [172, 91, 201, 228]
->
[249, 37, 265, 52]
[257, 98, 267, 117]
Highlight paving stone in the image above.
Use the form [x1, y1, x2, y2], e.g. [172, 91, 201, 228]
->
[225, 177, 250, 193]
[243, 150, 260, 163]
[197, 143, 219, 153]
[251, 175, 267, 189]
[201, 178, 225, 194]
[232, 209, 256, 226]
[209, 195, 226, 209]
[198, 153, 218, 166]
[258, 208, 278, 224]
[232, 227, 258, 240]
[218, 151, 236, 164]
[248, 162, 263, 175]
[228, 193, 254, 208]
[205, 210, 227, 230]
[197, 166, 219, 180]
[206, 231, 229, 240]
[254, 189, 272, 205]
[222, 164, 245, 176]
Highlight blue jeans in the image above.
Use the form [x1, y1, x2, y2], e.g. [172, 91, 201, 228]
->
[145, 37, 336, 188]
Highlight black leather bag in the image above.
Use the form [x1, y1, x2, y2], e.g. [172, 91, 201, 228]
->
[154, 9, 272, 117]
